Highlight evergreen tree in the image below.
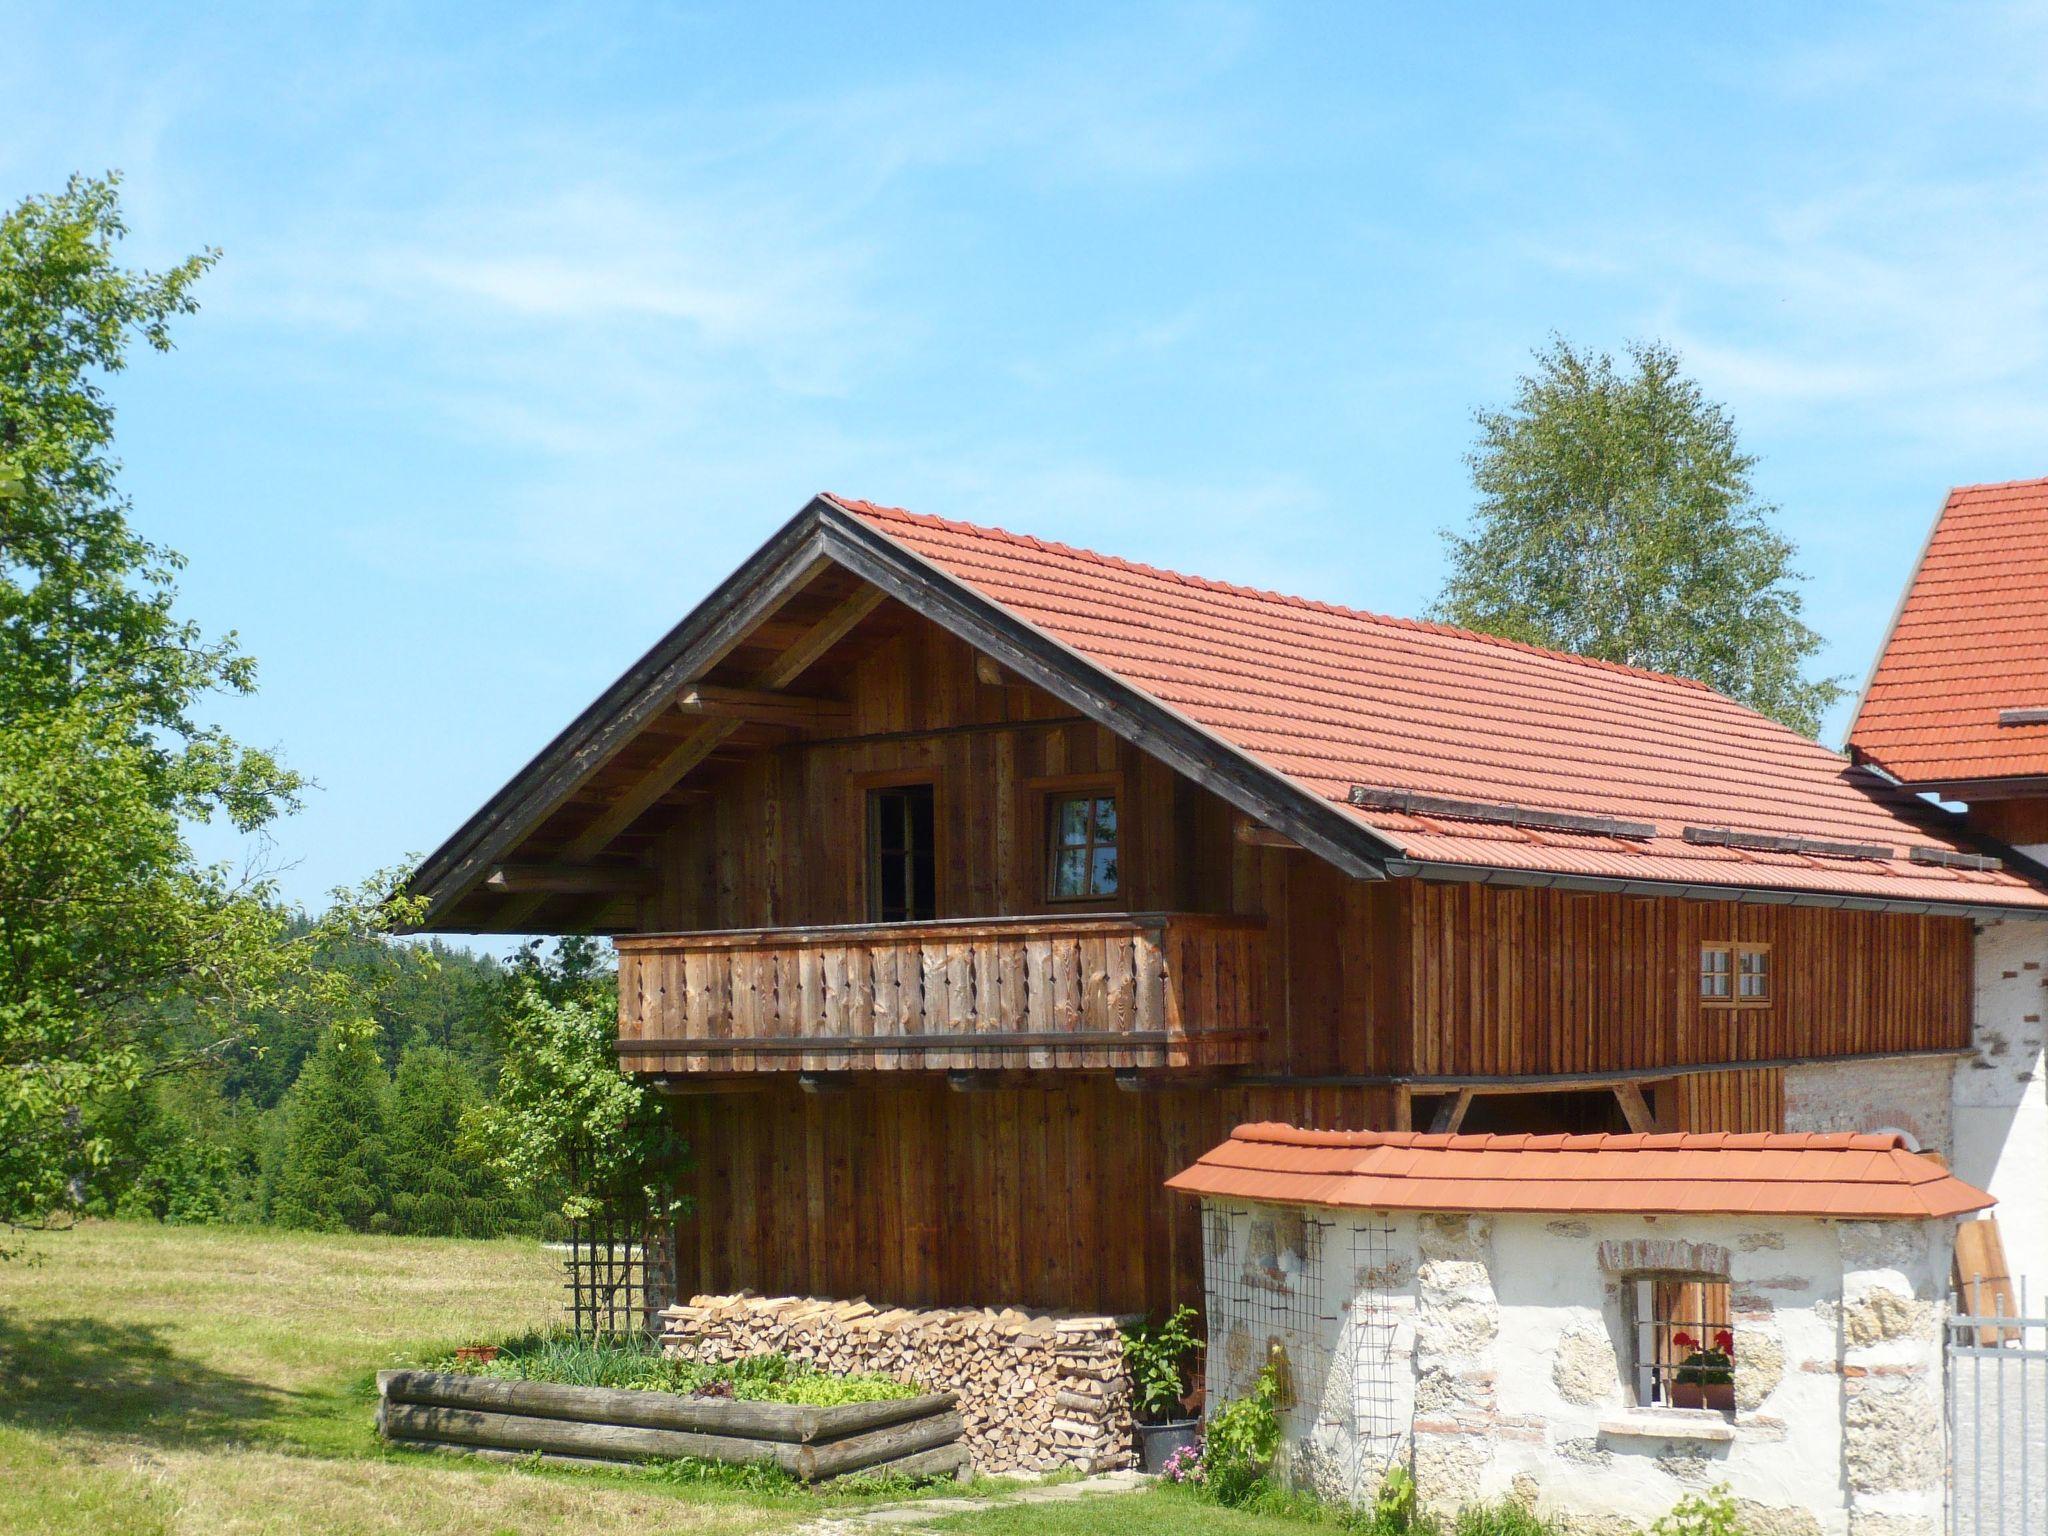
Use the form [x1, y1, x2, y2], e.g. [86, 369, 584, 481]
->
[266, 1023, 387, 1231]
[385, 1046, 522, 1236]
[1435, 336, 1844, 737]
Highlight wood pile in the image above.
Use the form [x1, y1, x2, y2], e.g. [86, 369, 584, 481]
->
[658, 1292, 1134, 1474]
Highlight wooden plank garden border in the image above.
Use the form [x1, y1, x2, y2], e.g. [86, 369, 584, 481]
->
[375, 1370, 967, 1481]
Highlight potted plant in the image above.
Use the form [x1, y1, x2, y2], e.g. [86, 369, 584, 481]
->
[1669, 1329, 1736, 1412]
[1121, 1304, 1203, 1473]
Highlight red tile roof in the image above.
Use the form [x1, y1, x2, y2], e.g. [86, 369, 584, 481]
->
[832, 496, 2048, 910]
[1851, 477, 2048, 786]
[1165, 1122, 1994, 1219]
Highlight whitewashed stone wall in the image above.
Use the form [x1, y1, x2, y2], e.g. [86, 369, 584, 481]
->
[1196, 1199, 1954, 1536]
[1955, 917, 2048, 1290]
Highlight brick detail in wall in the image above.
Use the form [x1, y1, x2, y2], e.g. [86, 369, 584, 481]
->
[1597, 1238, 1732, 1277]
[658, 1293, 1132, 1474]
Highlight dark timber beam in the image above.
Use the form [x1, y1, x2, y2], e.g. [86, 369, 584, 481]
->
[484, 863, 658, 897]
[677, 684, 852, 732]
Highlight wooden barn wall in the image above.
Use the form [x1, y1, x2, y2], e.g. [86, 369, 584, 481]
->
[1667, 1068, 1786, 1134]
[1401, 882, 1972, 1077]
[646, 615, 1409, 1076]
[668, 1079, 1396, 1318]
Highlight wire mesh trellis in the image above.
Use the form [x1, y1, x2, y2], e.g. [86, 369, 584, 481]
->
[564, 1210, 675, 1339]
[1341, 1218, 1406, 1499]
[1201, 1204, 1410, 1504]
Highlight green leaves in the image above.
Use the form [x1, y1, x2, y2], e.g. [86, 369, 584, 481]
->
[1436, 337, 1844, 738]
[1121, 1303, 1202, 1421]
[465, 970, 690, 1224]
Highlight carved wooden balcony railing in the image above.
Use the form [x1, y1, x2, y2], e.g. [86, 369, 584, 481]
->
[615, 912, 1265, 1073]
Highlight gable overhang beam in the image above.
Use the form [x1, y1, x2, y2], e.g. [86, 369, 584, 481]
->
[406, 505, 849, 929]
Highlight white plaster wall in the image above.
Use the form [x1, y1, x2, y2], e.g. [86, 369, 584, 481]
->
[1486, 1214, 1848, 1535]
[1200, 1198, 1951, 1536]
[1957, 917, 2048, 1291]
[1784, 1056, 1954, 1155]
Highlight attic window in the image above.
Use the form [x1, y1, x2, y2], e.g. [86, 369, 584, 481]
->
[1047, 792, 1119, 902]
[1700, 943, 1769, 1008]
[1999, 708, 2048, 727]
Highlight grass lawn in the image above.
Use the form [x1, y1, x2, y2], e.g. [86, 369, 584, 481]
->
[934, 1484, 1343, 1535]
[0, 1220, 921, 1536]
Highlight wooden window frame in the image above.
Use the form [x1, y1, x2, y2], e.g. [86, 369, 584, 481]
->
[1699, 941, 1770, 1010]
[1030, 773, 1124, 909]
[857, 772, 942, 923]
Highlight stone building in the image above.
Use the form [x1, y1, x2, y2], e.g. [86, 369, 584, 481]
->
[1169, 1123, 1994, 1534]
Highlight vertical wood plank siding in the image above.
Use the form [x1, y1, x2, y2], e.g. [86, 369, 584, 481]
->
[669, 1079, 1397, 1317]
[1402, 882, 1971, 1076]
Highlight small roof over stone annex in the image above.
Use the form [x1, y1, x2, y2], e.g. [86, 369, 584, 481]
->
[407, 493, 2048, 931]
[1851, 476, 2048, 791]
[1166, 1123, 1995, 1220]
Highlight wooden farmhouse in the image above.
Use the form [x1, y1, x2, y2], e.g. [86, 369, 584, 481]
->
[408, 492, 2048, 1317]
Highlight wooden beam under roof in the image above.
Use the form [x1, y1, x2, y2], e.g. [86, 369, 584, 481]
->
[489, 583, 887, 929]
[484, 863, 658, 897]
[677, 683, 852, 732]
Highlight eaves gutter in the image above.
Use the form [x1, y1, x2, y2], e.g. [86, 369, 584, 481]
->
[1382, 855, 2048, 921]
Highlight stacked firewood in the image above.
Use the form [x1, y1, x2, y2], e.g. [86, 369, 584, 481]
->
[657, 1292, 1133, 1474]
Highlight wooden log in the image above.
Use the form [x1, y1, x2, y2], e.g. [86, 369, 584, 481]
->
[824, 1440, 972, 1484]
[380, 1397, 965, 1481]
[376, 1369, 952, 1445]
[802, 1407, 965, 1478]
[380, 1399, 801, 1470]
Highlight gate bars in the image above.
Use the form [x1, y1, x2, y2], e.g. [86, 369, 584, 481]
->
[1950, 1277, 2048, 1536]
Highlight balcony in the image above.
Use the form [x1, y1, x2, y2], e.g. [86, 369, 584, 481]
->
[615, 912, 1266, 1074]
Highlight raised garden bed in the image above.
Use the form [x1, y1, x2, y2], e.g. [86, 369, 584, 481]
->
[376, 1369, 968, 1481]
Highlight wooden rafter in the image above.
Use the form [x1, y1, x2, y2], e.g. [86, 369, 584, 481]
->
[490, 583, 887, 929]
[484, 863, 659, 897]
[677, 684, 852, 732]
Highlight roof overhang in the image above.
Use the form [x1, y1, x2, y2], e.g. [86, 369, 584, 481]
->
[404, 497, 1404, 930]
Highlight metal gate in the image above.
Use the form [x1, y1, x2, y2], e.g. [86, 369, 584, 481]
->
[1950, 1279, 2048, 1536]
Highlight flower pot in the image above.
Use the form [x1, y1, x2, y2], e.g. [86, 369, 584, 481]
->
[454, 1345, 500, 1365]
[1703, 1381, 1735, 1413]
[1137, 1417, 1201, 1474]
[1668, 1381, 1705, 1410]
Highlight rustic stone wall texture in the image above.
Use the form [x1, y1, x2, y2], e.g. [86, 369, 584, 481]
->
[658, 1292, 1132, 1474]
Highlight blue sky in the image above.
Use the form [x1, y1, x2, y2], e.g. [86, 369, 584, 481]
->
[8, 2, 2048, 929]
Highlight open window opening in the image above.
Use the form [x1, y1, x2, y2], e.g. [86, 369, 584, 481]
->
[867, 783, 937, 922]
[1631, 1276, 1735, 1412]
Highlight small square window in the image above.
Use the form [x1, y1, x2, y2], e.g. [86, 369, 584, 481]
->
[1736, 945, 1770, 1002]
[1700, 943, 1769, 1008]
[1632, 1276, 1734, 1411]
[1699, 945, 1732, 1000]
[1047, 792, 1119, 901]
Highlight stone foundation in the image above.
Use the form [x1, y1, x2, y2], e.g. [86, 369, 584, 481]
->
[658, 1292, 1132, 1474]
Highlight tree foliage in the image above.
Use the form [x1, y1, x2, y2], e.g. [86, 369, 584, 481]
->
[0, 173, 421, 1241]
[386, 1045, 522, 1237]
[468, 943, 688, 1223]
[1435, 337, 1844, 736]
[265, 1022, 389, 1232]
